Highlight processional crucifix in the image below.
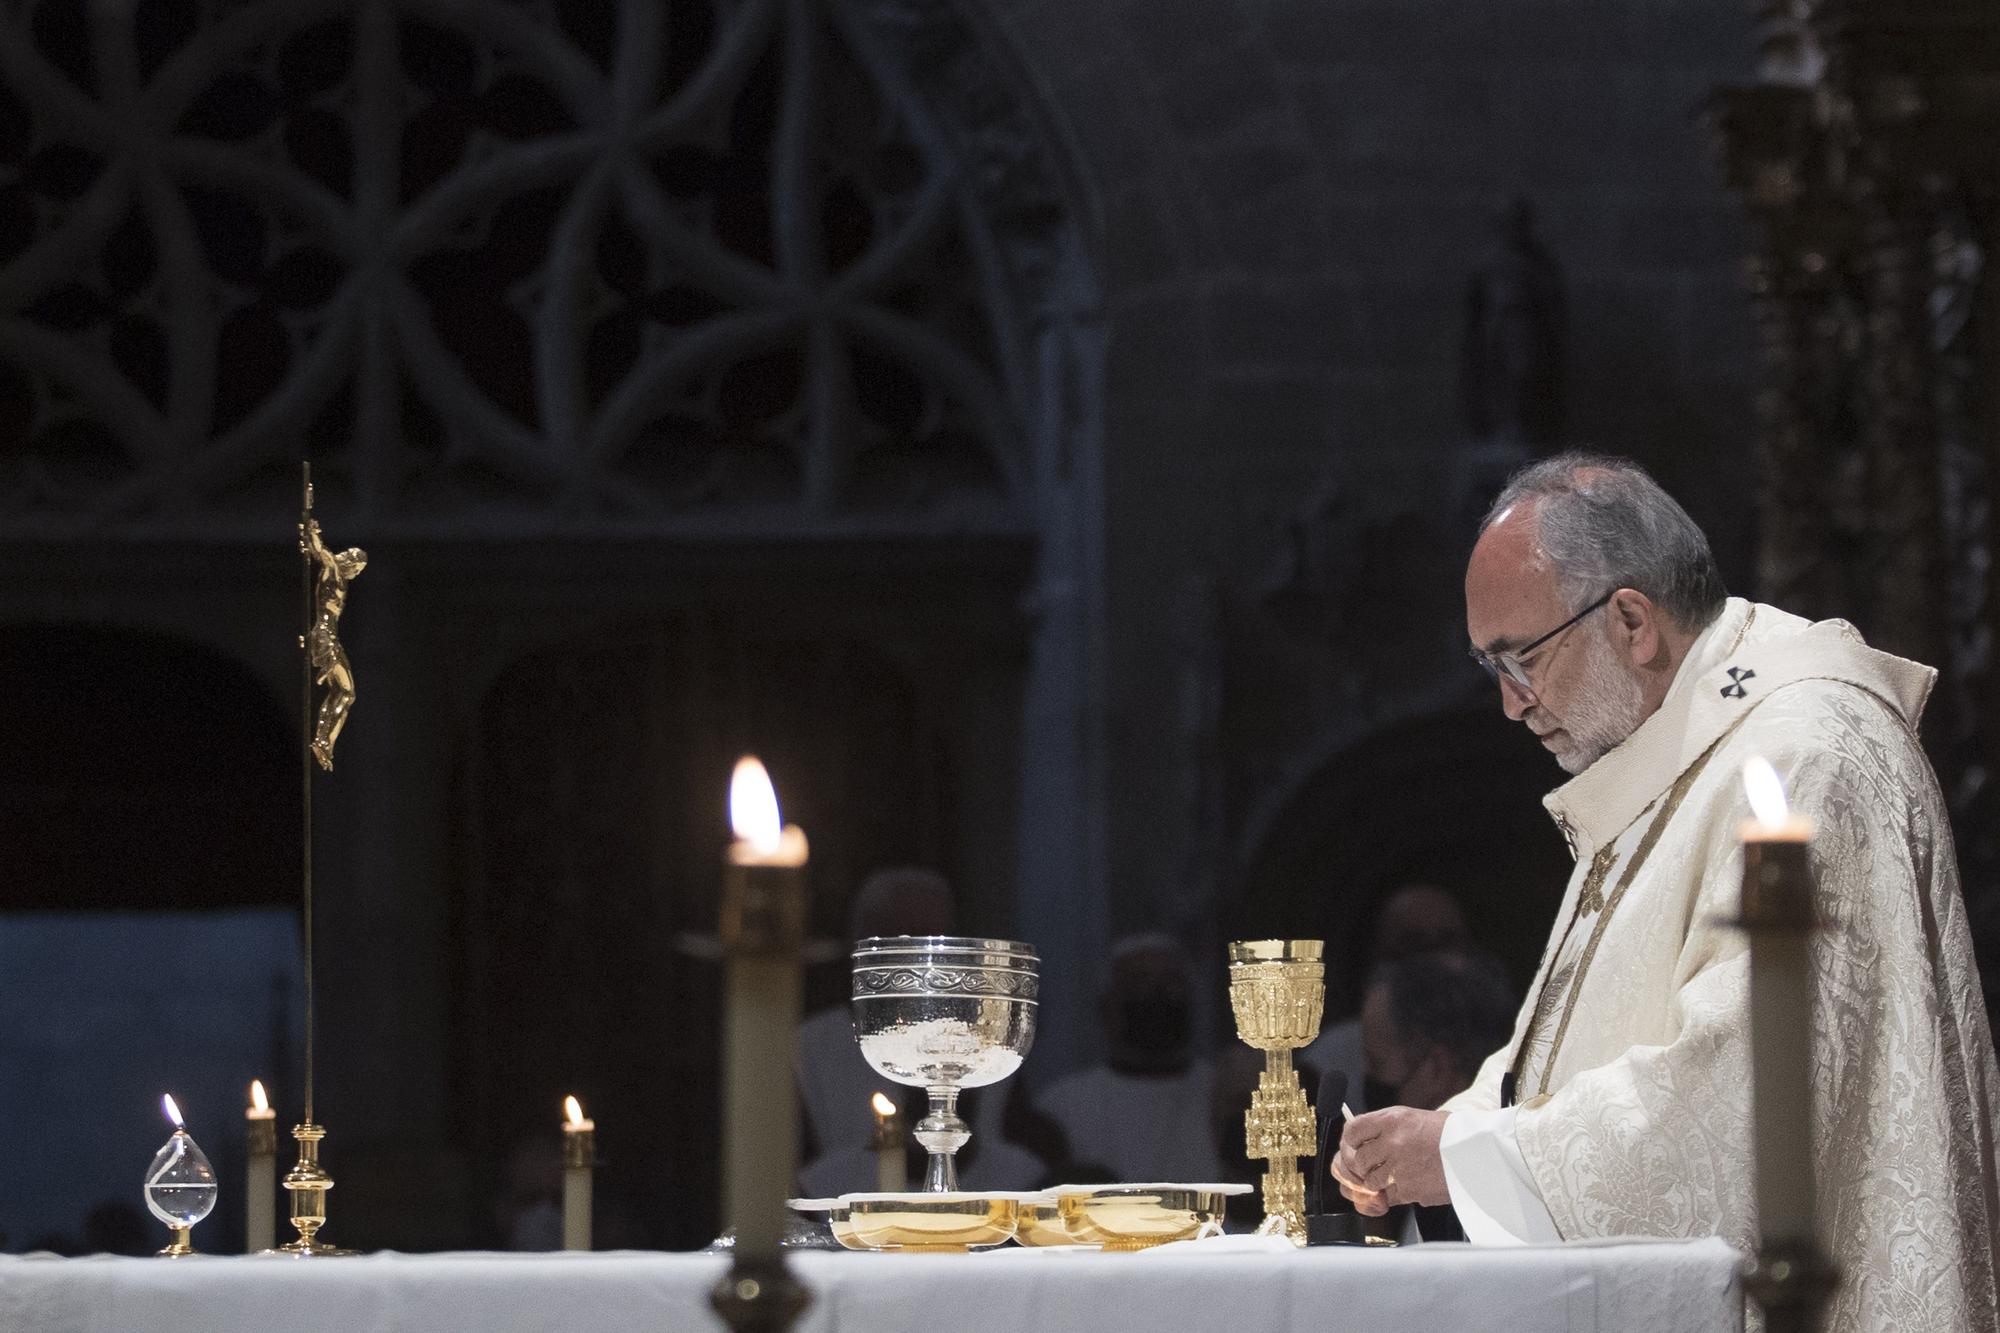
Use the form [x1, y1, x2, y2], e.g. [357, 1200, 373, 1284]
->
[276, 461, 365, 1256]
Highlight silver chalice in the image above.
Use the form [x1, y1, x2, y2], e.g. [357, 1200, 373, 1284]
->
[851, 936, 1038, 1192]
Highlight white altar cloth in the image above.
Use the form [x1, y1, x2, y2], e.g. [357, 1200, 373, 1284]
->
[0, 1236, 1744, 1333]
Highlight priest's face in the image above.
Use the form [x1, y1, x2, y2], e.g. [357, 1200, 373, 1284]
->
[1465, 501, 1648, 775]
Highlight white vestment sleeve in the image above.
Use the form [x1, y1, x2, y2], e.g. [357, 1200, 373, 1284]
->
[1439, 1107, 1563, 1245]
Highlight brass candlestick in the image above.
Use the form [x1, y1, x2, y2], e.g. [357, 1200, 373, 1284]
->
[1228, 939, 1324, 1245]
[277, 1121, 350, 1255]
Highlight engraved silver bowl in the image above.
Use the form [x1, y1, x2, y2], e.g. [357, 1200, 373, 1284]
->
[851, 936, 1039, 1192]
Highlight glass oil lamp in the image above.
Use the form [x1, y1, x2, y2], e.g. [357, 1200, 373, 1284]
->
[145, 1094, 217, 1256]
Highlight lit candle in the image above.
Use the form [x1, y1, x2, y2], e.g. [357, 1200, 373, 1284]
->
[720, 756, 810, 1254]
[1741, 756, 1814, 843]
[562, 1095, 594, 1251]
[245, 1080, 276, 1252]
[870, 1092, 905, 1193]
[144, 1095, 216, 1257]
[1739, 756, 1816, 1244]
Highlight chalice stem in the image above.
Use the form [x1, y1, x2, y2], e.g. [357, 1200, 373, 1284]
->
[914, 1087, 970, 1192]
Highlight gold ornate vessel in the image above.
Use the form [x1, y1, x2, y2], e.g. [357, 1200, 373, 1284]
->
[1228, 939, 1324, 1244]
[1014, 1196, 1080, 1247]
[1055, 1184, 1242, 1251]
[825, 1193, 1021, 1252]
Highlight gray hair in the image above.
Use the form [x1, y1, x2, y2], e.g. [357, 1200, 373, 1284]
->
[1481, 452, 1727, 630]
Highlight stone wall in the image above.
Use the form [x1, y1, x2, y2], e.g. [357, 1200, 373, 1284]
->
[981, 0, 1761, 959]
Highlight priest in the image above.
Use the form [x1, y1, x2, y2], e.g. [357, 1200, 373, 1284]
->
[1335, 453, 2000, 1332]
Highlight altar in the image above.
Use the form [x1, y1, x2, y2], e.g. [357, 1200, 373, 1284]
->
[0, 1237, 1744, 1333]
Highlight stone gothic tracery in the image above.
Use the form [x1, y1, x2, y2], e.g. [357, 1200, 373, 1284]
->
[0, 0, 1086, 538]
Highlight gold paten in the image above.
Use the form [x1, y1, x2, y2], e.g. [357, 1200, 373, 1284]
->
[1014, 1198, 1080, 1247]
[1056, 1186, 1231, 1251]
[828, 1195, 1020, 1252]
[1228, 939, 1324, 1245]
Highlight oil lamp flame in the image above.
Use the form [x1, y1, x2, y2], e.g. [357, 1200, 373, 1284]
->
[871, 1092, 896, 1117]
[1743, 756, 1790, 829]
[729, 755, 783, 854]
[565, 1095, 587, 1127]
[161, 1093, 184, 1129]
[250, 1080, 268, 1114]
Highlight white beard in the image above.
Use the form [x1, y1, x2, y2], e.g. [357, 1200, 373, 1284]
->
[1548, 630, 1646, 775]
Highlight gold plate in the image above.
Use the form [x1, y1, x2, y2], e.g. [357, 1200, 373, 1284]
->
[1057, 1185, 1232, 1251]
[1014, 1198, 1086, 1247]
[828, 1193, 1021, 1252]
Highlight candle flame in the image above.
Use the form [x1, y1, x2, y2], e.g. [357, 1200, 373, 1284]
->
[565, 1095, 587, 1127]
[162, 1093, 184, 1128]
[729, 755, 783, 854]
[250, 1080, 268, 1113]
[871, 1092, 896, 1117]
[1743, 756, 1790, 828]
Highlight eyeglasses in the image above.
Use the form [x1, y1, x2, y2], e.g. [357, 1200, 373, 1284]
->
[1468, 590, 1615, 694]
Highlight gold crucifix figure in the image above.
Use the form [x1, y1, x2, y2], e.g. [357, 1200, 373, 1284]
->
[300, 485, 365, 771]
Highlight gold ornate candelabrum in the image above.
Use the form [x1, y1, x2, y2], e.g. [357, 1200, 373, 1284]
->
[1228, 939, 1324, 1245]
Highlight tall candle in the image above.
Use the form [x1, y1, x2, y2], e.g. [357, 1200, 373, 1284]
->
[720, 757, 809, 1253]
[870, 1093, 905, 1193]
[1739, 757, 1816, 1245]
[245, 1080, 276, 1252]
[562, 1096, 594, 1251]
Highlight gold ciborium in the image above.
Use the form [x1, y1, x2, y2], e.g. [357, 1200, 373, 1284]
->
[1227, 939, 1324, 1244]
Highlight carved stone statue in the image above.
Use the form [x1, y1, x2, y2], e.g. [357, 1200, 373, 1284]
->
[1461, 198, 1565, 448]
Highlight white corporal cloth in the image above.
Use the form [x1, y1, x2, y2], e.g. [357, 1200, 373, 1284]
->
[0, 1238, 1744, 1333]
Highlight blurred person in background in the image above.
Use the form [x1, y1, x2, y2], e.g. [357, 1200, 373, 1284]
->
[1036, 934, 1223, 1184]
[1301, 882, 1470, 1113]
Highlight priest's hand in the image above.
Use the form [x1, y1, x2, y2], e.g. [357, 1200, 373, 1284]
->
[1332, 1107, 1450, 1215]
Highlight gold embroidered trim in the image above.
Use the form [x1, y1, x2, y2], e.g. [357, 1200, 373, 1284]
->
[1723, 605, 1755, 659]
[1511, 723, 1741, 1100]
[1577, 846, 1615, 914]
[1508, 843, 1613, 1096]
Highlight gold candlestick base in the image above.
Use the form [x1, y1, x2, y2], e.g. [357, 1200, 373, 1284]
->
[1742, 1239, 1840, 1333]
[272, 1122, 354, 1256]
[157, 1225, 195, 1257]
[1228, 939, 1325, 1245]
[711, 1250, 813, 1332]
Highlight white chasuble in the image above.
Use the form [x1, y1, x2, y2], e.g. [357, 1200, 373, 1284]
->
[1441, 598, 2000, 1333]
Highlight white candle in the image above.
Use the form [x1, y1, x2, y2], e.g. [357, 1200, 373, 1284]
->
[870, 1093, 904, 1193]
[1740, 757, 1816, 1244]
[561, 1095, 594, 1251]
[245, 1080, 276, 1253]
[721, 757, 809, 1253]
